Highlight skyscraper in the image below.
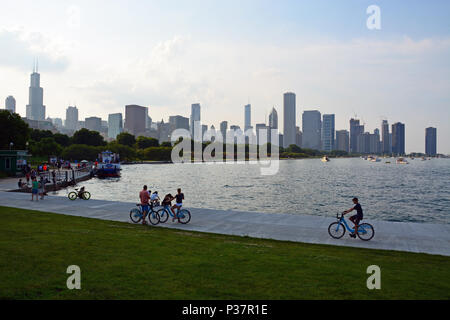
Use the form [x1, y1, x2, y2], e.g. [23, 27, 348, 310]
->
[381, 120, 391, 154]
[5, 96, 16, 113]
[169, 115, 190, 132]
[321, 114, 335, 152]
[85, 117, 102, 132]
[268, 107, 278, 130]
[220, 121, 228, 142]
[244, 104, 251, 131]
[65, 106, 79, 131]
[283, 92, 296, 148]
[108, 113, 123, 139]
[190, 103, 201, 138]
[125, 105, 146, 136]
[335, 130, 350, 152]
[350, 118, 364, 153]
[302, 110, 322, 150]
[391, 122, 405, 155]
[425, 127, 437, 156]
[296, 127, 302, 147]
[26, 63, 45, 120]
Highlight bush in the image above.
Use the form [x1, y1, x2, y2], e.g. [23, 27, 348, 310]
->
[142, 147, 172, 161]
[136, 136, 159, 149]
[62, 144, 102, 161]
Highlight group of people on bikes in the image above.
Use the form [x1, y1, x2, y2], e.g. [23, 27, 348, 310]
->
[139, 185, 185, 225]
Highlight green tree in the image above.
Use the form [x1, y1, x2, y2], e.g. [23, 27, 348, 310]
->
[136, 136, 159, 149]
[72, 128, 106, 146]
[116, 132, 136, 147]
[160, 141, 172, 148]
[142, 147, 172, 161]
[286, 144, 302, 153]
[0, 110, 30, 149]
[62, 144, 101, 161]
[53, 133, 71, 147]
[30, 129, 53, 141]
[31, 137, 62, 157]
[106, 142, 136, 161]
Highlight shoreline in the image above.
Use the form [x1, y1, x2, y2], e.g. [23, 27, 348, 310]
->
[1, 191, 449, 256]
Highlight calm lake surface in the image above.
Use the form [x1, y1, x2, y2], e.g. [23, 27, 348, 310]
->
[57, 158, 450, 224]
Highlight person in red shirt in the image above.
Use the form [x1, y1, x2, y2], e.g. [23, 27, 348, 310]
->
[139, 185, 151, 225]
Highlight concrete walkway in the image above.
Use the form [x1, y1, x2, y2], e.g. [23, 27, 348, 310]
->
[1, 191, 449, 256]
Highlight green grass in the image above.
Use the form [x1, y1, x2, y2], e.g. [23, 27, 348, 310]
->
[0, 206, 449, 300]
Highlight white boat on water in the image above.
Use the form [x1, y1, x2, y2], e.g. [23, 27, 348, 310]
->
[321, 156, 330, 162]
[370, 157, 381, 162]
[396, 157, 409, 164]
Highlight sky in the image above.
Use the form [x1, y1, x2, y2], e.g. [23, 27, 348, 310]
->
[0, 0, 449, 153]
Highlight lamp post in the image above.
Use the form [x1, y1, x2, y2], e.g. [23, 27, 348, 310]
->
[9, 142, 14, 150]
[26, 141, 29, 151]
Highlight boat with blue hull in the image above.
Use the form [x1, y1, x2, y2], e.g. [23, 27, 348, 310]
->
[95, 151, 121, 178]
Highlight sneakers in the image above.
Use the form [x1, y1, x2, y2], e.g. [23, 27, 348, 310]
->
[349, 233, 356, 238]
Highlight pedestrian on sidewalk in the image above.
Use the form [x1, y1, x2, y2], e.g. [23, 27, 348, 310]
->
[39, 176, 45, 200]
[31, 178, 39, 201]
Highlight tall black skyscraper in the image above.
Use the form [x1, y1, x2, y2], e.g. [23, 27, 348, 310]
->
[425, 127, 437, 156]
[392, 122, 405, 155]
[26, 60, 45, 120]
[350, 118, 364, 153]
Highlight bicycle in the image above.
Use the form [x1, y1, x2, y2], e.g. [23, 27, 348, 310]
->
[130, 204, 160, 225]
[157, 205, 191, 224]
[328, 212, 375, 241]
[68, 187, 91, 200]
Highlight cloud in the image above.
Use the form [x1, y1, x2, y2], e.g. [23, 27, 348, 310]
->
[0, 28, 69, 72]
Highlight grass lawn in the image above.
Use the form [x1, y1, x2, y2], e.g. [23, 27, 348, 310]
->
[0, 206, 449, 300]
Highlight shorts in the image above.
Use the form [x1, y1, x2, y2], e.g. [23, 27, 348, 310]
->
[141, 205, 150, 213]
[32, 189, 38, 194]
[351, 214, 363, 225]
[175, 203, 183, 207]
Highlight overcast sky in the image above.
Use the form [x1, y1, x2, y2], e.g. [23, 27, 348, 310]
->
[0, 0, 449, 153]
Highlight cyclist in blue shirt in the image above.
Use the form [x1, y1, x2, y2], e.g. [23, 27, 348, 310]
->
[343, 197, 364, 238]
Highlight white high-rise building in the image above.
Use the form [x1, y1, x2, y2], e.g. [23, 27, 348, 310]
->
[283, 92, 296, 148]
[65, 106, 79, 131]
[5, 96, 16, 113]
[108, 113, 123, 139]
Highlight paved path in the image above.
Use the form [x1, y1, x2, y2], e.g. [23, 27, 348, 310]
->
[1, 191, 449, 256]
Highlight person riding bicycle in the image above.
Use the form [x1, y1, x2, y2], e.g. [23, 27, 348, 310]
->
[77, 186, 86, 198]
[139, 185, 151, 225]
[150, 191, 160, 206]
[171, 188, 184, 221]
[343, 197, 363, 238]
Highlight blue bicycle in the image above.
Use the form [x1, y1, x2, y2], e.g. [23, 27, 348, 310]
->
[328, 212, 375, 241]
[130, 204, 160, 225]
[157, 205, 191, 224]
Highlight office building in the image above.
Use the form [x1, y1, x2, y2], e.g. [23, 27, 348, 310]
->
[302, 110, 322, 150]
[256, 123, 269, 146]
[244, 104, 251, 131]
[108, 113, 123, 139]
[321, 114, 335, 152]
[5, 96, 16, 113]
[391, 122, 405, 155]
[125, 104, 146, 136]
[169, 115, 190, 134]
[283, 92, 296, 148]
[296, 127, 302, 147]
[350, 118, 364, 153]
[381, 120, 391, 154]
[220, 121, 228, 142]
[65, 106, 79, 131]
[425, 127, 437, 156]
[335, 130, 349, 152]
[85, 117, 102, 132]
[190, 103, 201, 138]
[26, 63, 46, 120]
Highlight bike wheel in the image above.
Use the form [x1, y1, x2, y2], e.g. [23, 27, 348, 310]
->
[177, 209, 191, 224]
[81, 191, 91, 200]
[130, 208, 142, 223]
[148, 211, 160, 225]
[356, 223, 375, 241]
[328, 222, 345, 239]
[68, 192, 77, 200]
[158, 208, 169, 223]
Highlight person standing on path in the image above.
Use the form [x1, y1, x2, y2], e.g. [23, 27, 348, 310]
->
[39, 176, 45, 200]
[139, 185, 151, 225]
[31, 178, 39, 201]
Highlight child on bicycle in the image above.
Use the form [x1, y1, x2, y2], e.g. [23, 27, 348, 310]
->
[343, 197, 363, 238]
[171, 188, 184, 222]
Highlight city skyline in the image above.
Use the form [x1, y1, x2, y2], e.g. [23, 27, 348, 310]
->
[1, 1, 449, 153]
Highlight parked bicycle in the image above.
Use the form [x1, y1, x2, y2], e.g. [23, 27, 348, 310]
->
[157, 205, 191, 224]
[68, 186, 91, 200]
[328, 212, 375, 241]
[130, 204, 160, 225]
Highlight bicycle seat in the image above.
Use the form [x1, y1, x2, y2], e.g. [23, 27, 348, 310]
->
[136, 204, 141, 207]
[75, 188, 79, 191]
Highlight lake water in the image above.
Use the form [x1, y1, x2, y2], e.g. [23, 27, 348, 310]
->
[56, 158, 450, 224]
